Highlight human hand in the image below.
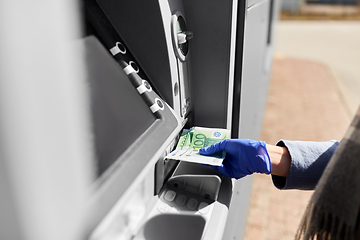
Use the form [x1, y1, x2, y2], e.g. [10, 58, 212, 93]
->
[199, 139, 271, 179]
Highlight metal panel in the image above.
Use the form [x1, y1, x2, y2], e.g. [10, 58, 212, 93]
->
[221, 176, 254, 240]
[183, 0, 234, 129]
[81, 37, 183, 237]
[223, 0, 277, 239]
[0, 2, 92, 240]
[239, 0, 273, 140]
[94, 0, 175, 109]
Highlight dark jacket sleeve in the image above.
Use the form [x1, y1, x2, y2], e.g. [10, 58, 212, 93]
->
[271, 140, 339, 190]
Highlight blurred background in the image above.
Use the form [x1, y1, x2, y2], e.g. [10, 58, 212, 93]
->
[244, 1, 360, 239]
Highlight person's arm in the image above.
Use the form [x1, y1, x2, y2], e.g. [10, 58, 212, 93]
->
[199, 140, 293, 178]
[271, 140, 339, 190]
[266, 144, 291, 177]
[200, 139, 339, 190]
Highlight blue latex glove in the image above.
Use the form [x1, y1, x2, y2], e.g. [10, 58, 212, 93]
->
[199, 139, 271, 179]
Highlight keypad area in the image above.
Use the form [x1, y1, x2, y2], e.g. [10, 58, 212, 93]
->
[159, 188, 212, 215]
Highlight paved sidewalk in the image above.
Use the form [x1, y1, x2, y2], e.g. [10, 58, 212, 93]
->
[243, 57, 352, 240]
[274, 21, 360, 116]
[300, 4, 360, 17]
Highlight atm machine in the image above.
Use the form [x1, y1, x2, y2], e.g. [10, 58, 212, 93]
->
[81, 0, 279, 239]
[0, 0, 279, 240]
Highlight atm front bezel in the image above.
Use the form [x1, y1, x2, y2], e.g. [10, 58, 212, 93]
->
[81, 36, 183, 238]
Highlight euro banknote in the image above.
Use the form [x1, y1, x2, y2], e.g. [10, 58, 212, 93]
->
[165, 127, 230, 166]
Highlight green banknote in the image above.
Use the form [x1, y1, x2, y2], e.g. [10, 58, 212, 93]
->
[166, 127, 230, 166]
[176, 128, 192, 148]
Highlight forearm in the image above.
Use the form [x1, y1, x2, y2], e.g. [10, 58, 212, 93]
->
[266, 144, 291, 177]
[272, 140, 339, 190]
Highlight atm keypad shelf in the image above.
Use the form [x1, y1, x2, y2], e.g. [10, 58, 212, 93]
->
[150, 187, 215, 221]
[89, 160, 229, 240]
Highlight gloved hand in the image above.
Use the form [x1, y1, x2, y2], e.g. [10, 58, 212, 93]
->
[199, 139, 271, 179]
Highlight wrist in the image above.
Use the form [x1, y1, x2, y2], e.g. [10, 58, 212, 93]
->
[266, 144, 291, 177]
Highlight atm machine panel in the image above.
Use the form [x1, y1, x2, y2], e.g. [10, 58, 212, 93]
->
[87, 50, 156, 177]
[92, 0, 172, 104]
[87, 0, 192, 120]
[0, 0, 278, 239]
[81, 0, 278, 239]
[81, 37, 232, 240]
[80, 36, 183, 237]
[182, 0, 238, 132]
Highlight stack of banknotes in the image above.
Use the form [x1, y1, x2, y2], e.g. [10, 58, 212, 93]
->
[165, 127, 230, 166]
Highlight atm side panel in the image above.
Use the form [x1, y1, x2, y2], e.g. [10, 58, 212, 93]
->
[182, 0, 234, 129]
[223, 0, 278, 239]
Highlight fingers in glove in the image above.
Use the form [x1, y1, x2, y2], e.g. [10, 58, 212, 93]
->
[199, 139, 229, 156]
